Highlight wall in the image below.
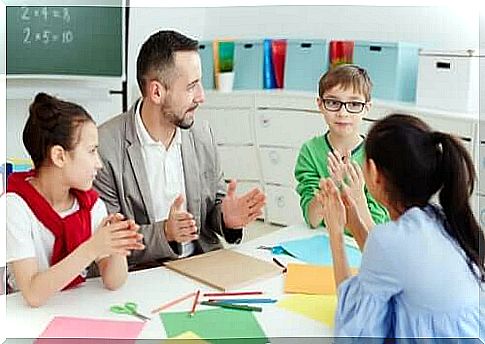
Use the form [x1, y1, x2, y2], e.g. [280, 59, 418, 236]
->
[202, 5, 478, 50]
[126, 5, 479, 102]
[127, 6, 207, 103]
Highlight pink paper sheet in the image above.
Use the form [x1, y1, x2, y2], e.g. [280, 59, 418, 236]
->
[35, 316, 145, 344]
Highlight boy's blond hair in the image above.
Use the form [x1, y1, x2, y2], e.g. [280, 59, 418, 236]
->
[318, 64, 372, 102]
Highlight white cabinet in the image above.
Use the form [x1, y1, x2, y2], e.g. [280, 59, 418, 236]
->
[199, 92, 259, 184]
[218, 146, 260, 181]
[255, 110, 324, 148]
[197, 108, 253, 145]
[265, 185, 304, 226]
[259, 147, 299, 186]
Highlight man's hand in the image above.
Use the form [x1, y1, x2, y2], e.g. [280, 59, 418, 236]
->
[165, 195, 198, 243]
[222, 180, 266, 229]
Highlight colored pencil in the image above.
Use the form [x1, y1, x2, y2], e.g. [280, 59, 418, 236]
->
[200, 301, 262, 312]
[150, 291, 197, 314]
[203, 291, 263, 297]
[272, 257, 287, 273]
[189, 290, 201, 317]
[207, 298, 277, 304]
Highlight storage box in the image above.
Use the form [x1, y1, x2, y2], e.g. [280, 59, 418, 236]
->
[233, 40, 263, 90]
[416, 50, 479, 113]
[353, 41, 419, 102]
[198, 41, 215, 90]
[284, 39, 328, 92]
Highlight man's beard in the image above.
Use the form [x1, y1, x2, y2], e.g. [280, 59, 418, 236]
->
[168, 105, 198, 129]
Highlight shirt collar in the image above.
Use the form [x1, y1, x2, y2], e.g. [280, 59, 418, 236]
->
[135, 100, 181, 147]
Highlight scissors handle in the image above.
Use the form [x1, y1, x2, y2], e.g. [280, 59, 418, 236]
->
[110, 302, 150, 321]
[110, 305, 131, 314]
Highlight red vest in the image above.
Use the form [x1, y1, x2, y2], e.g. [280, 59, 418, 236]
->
[7, 170, 98, 289]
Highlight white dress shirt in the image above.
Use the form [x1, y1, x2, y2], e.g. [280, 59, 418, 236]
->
[135, 102, 194, 258]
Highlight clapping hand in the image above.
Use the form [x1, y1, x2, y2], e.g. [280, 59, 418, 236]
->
[222, 180, 266, 229]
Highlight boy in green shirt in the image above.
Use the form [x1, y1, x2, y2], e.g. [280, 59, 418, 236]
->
[294, 65, 389, 233]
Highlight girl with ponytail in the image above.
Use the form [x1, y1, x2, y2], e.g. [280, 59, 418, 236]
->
[320, 113, 484, 338]
[6, 93, 145, 307]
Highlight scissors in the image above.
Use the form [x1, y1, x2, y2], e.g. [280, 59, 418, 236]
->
[257, 245, 286, 255]
[110, 302, 151, 321]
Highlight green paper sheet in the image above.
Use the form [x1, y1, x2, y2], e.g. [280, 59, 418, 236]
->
[160, 308, 267, 344]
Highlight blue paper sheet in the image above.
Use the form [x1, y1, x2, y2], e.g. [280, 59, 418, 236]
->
[277, 235, 362, 268]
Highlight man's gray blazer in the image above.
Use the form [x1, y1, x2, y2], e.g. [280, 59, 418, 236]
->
[93, 100, 242, 268]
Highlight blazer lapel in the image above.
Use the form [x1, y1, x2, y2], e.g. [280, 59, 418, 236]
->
[181, 129, 201, 223]
[125, 100, 156, 221]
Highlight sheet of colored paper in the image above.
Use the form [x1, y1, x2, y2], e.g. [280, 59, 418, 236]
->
[279, 235, 362, 267]
[284, 263, 358, 295]
[160, 308, 267, 344]
[277, 294, 338, 327]
[34, 316, 145, 344]
[162, 331, 210, 343]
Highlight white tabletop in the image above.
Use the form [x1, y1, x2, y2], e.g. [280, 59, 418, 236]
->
[6, 224, 355, 342]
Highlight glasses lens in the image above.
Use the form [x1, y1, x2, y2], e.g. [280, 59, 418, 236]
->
[346, 102, 365, 114]
[323, 99, 342, 111]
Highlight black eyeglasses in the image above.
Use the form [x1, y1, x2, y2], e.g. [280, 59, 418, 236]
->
[320, 98, 367, 114]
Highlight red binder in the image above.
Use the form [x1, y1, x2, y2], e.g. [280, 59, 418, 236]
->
[271, 39, 287, 89]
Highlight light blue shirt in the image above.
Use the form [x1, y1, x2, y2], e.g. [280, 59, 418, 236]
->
[335, 205, 484, 339]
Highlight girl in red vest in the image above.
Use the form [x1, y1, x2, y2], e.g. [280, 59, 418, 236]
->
[6, 93, 145, 307]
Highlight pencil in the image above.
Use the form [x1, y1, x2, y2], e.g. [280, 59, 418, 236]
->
[150, 291, 197, 314]
[207, 298, 277, 304]
[189, 290, 201, 317]
[200, 301, 263, 312]
[272, 257, 287, 273]
[203, 291, 263, 297]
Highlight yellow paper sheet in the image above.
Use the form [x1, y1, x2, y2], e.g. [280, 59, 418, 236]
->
[277, 294, 338, 327]
[163, 330, 209, 343]
[284, 264, 358, 295]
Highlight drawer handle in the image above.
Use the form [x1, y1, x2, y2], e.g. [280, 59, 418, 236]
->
[301, 43, 312, 48]
[436, 61, 451, 69]
[244, 43, 254, 49]
[369, 45, 382, 52]
[276, 195, 285, 208]
[199, 44, 206, 50]
[260, 116, 271, 128]
[269, 151, 280, 164]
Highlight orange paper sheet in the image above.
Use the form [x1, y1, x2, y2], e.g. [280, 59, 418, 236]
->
[284, 263, 358, 295]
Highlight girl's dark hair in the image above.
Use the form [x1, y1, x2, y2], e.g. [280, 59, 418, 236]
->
[23, 93, 94, 169]
[366, 113, 484, 283]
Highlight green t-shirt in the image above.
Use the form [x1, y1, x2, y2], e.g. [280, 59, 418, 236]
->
[294, 132, 390, 230]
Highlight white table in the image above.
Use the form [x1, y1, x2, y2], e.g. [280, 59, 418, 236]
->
[6, 224, 357, 342]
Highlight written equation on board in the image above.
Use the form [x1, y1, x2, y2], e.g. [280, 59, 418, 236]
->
[19, 6, 74, 45]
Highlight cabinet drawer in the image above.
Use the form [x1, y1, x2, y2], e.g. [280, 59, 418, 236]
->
[218, 145, 260, 181]
[265, 184, 303, 226]
[255, 110, 324, 148]
[260, 147, 299, 186]
[419, 114, 476, 141]
[197, 108, 253, 145]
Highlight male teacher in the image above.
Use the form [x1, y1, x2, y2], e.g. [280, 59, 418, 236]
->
[94, 30, 266, 269]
